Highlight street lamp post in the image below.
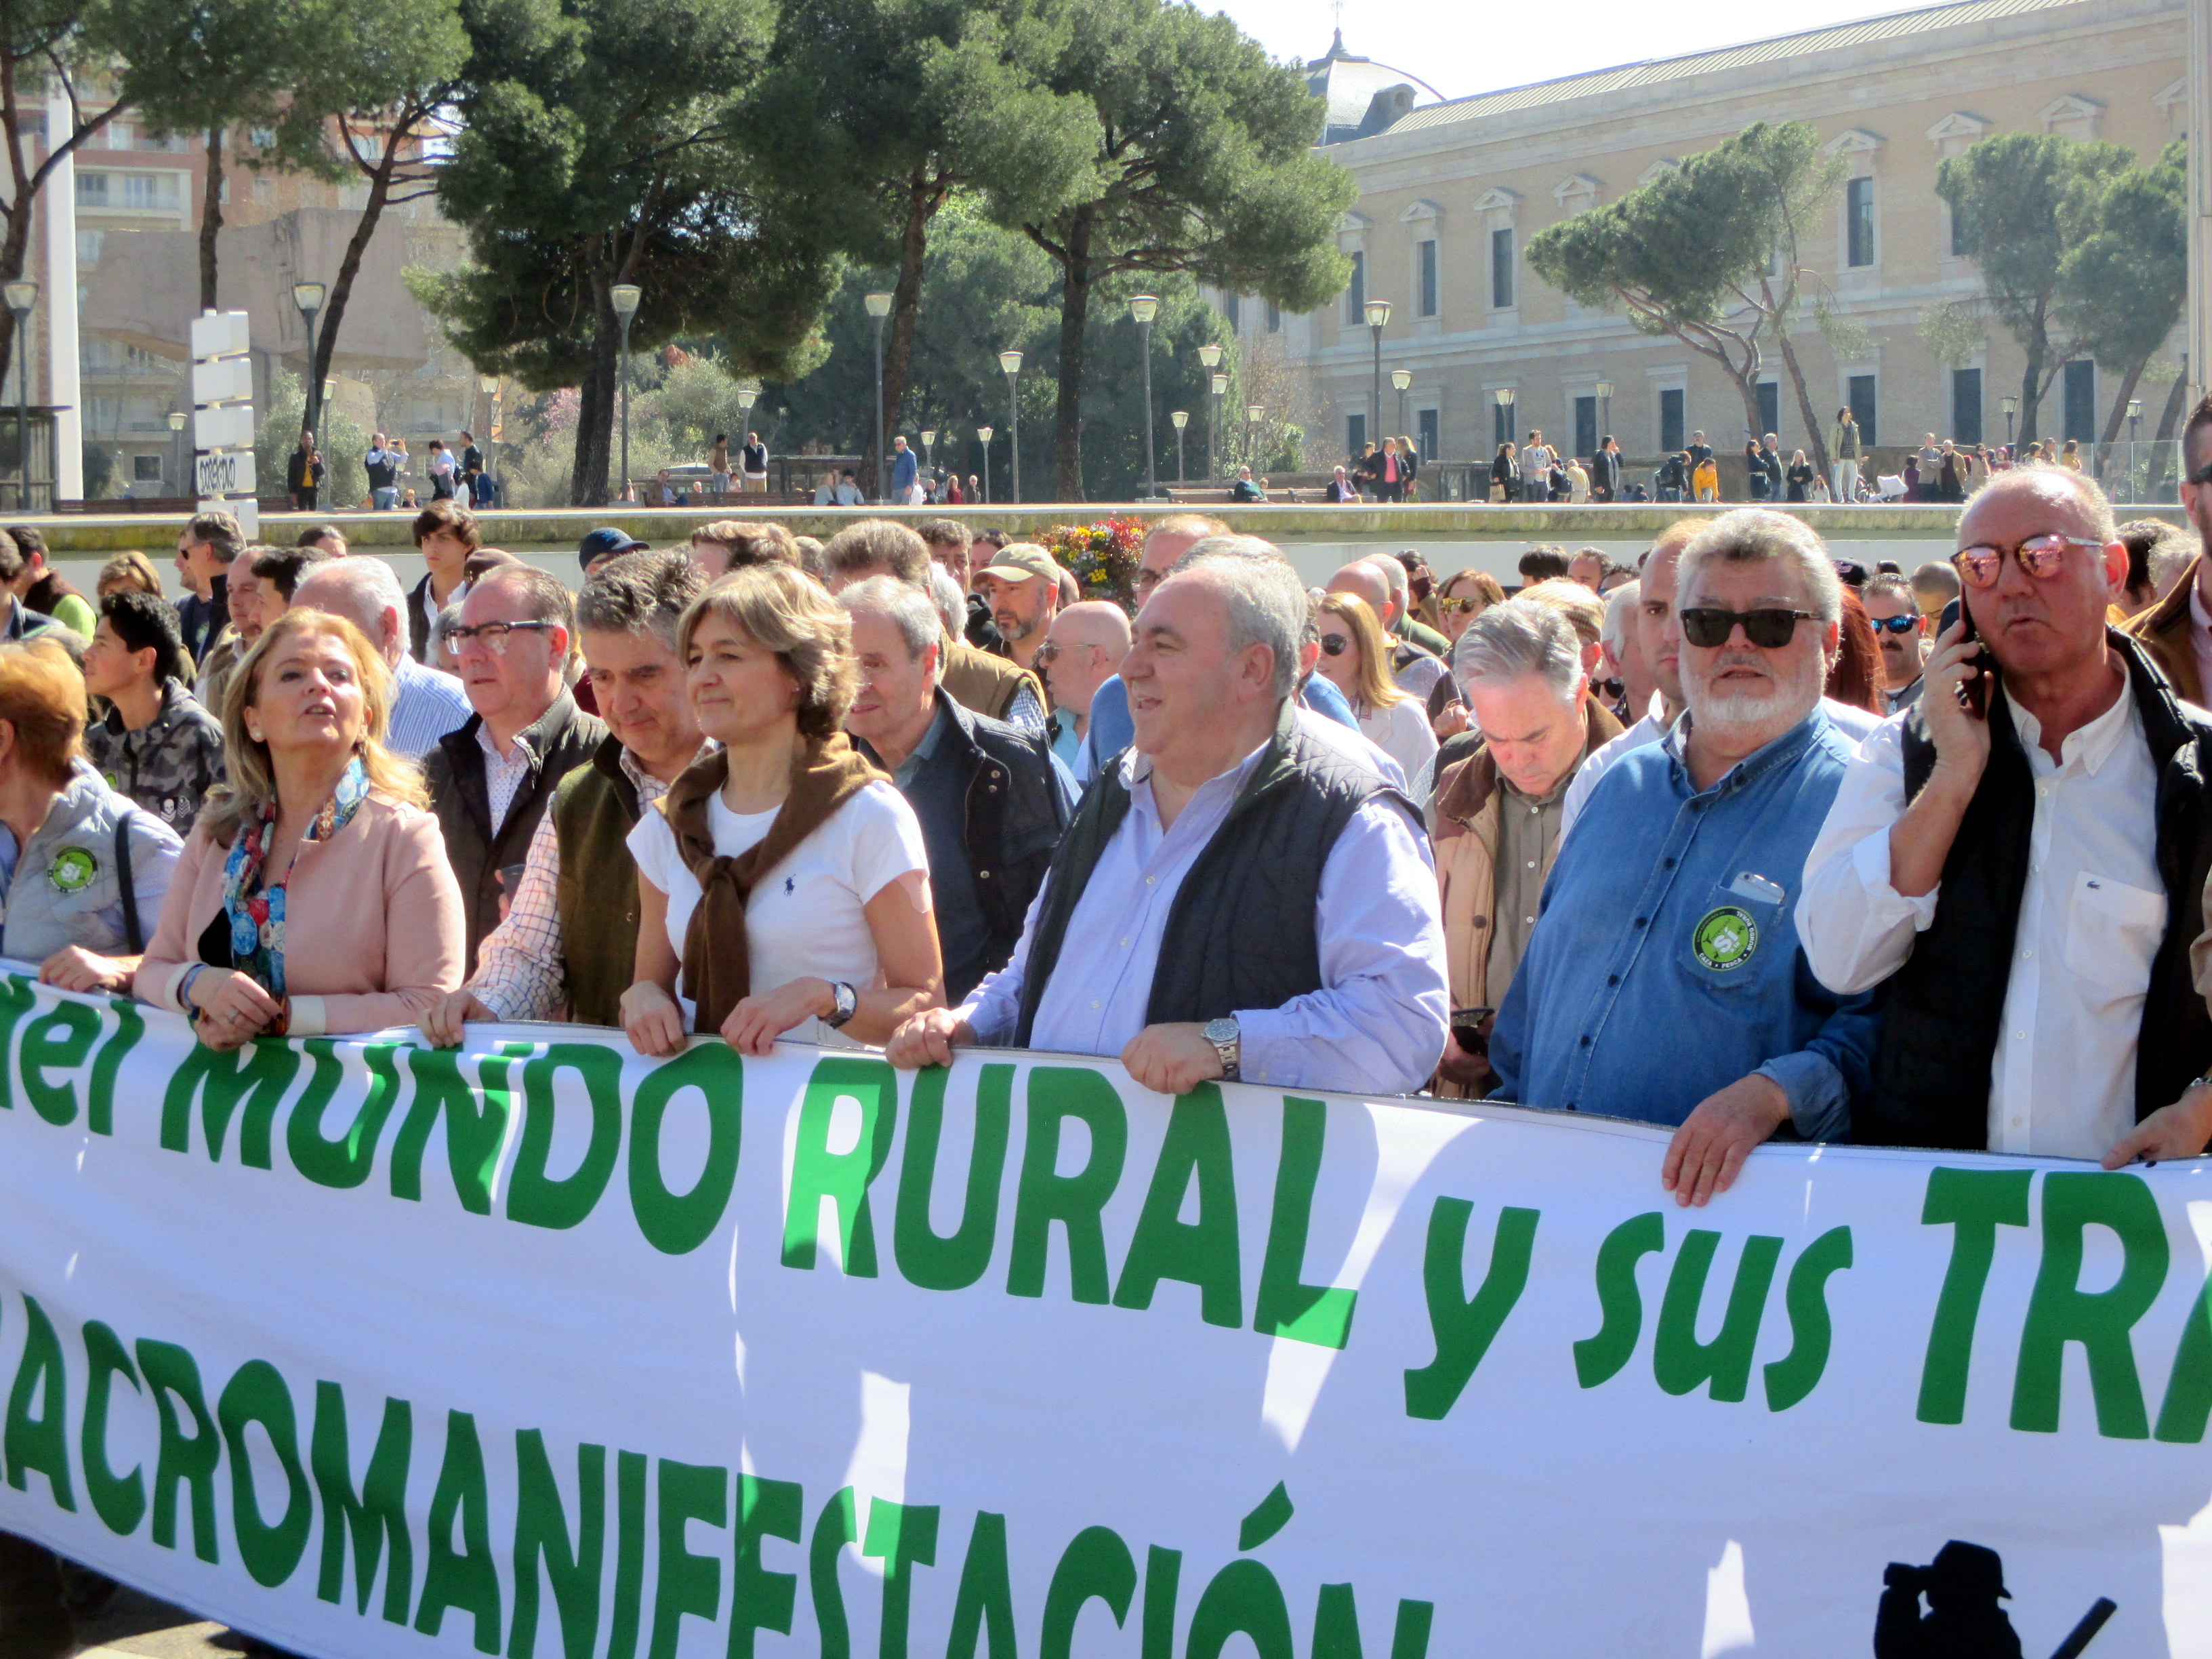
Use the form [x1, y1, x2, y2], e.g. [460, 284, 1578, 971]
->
[863, 291, 893, 500]
[611, 283, 640, 503]
[1595, 378, 1614, 442]
[1246, 403, 1264, 472]
[1391, 368, 1411, 440]
[734, 386, 757, 495]
[291, 280, 325, 440]
[1363, 299, 1391, 449]
[1197, 342, 1223, 480]
[476, 371, 497, 493]
[3, 281, 35, 511]
[921, 428, 936, 485]
[1494, 387, 1517, 497]
[2128, 397, 2145, 497]
[976, 425, 994, 506]
[2001, 394, 2018, 448]
[1130, 295, 1159, 500]
[1170, 410, 1188, 485]
[167, 409, 186, 499]
[998, 349, 1023, 504]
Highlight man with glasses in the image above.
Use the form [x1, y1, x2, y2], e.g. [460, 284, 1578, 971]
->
[2121, 394, 2212, 701]
[1038, 601, 1130, 779]
[1493, 509, 1879, 1206]
[1801, 463, 2212, 1166]
[1862, 575, 1929, 713]
[424, 565, 607, 970]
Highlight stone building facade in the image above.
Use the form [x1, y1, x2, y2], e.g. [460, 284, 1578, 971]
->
[1256, 0, 2189, 474]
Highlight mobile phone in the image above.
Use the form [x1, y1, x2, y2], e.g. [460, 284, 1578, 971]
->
[1956, 599, 1992, 720]
[1450, 1007, 1494, 1055]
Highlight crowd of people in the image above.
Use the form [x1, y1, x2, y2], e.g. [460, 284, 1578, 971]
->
[1, 394, 2209, 1652]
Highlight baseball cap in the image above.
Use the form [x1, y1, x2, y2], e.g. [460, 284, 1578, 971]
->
[578, 527, 648, 570]
[975, 544, 1059, 586]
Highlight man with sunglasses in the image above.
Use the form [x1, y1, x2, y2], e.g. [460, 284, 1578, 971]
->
[1801, 459, 2212, 1167]
[2120, 394, 2212, 703]
[1862, 576, 1929, 713]
[1494, 510, 1879, 1207]
[424, 565, 607, 972]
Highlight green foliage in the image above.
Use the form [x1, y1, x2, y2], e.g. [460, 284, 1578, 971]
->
[1938, 131, 2135, 443]
[2055, 138, 2188, 435]
[636, 354, 760, 460]
[258, 367, 369, 510]
[1916, 301, 1985, 370]
[79, 443, 113, 500]
[253, 0, 468, 185]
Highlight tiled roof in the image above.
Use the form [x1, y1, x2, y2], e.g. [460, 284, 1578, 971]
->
[1380, 0, 2121, 138]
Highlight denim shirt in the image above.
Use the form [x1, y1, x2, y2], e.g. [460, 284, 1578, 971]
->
[1490, 707, 1879, 1141]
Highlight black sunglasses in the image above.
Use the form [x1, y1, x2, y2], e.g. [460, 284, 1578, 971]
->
[1319, 634, 1351, 656]
[1869, 614, 1920, 635]
[1680, 607, 1818, 649]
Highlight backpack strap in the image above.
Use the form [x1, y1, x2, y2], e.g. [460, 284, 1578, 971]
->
[114, 814, 141, 954]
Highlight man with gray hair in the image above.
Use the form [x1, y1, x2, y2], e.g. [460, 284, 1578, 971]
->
[1430, 598, 1623, 1095]
[1493, 508, 1881, 1205]
[840, 575, 1071, 1002]
[420, 551, 706, 1039]
[293, 556, 472, 760]
[888, 549, 1448, 1097]
[1803, 462, 2212, 1166]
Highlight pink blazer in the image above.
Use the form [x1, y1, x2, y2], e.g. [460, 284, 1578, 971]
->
[140, 792, 464, 1036]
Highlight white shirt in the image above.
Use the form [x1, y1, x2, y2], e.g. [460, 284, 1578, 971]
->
[1797, 686, 2163, 1158]
[628, 779, 928, 1031]
[476, 722, 533, 834]
[1359, 696, 1437, 785]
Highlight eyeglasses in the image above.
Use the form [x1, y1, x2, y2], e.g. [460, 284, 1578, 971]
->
[1439, 595, 1487, 615]
[1319, 634, 1351, 657]
[447, 619, 556, 655]
[1950, 532, 2106, 589]
[1679, 608, 1819, 649]
[1869, 614, 1921, 635]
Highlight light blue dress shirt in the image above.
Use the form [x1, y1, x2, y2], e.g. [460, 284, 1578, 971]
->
[385, 655, 474, 762]
[958, 738, 1450, 1095]
[1490, 707, 1879, 1141]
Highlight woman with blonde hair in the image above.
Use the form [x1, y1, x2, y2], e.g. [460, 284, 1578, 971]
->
[138, 609, 464, 1047]
[622, 562, 941, 1059]
[1314, 592, 1437, 782]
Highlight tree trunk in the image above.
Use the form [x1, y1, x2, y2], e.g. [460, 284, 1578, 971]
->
[1767, 296, 1830, 476]
[2097, 357, 2148, 445]
[1051, 207, 1094, 503]
[2016, 304, 2049, 447]
[2153, 353, 2190, 441]
[199, 127, 223, 312]
[571, 277, 618, 507]
[877, 169, 936, 491]
[307, 142, 405, 456]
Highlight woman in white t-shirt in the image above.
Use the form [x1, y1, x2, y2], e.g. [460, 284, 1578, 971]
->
[621, 564, 943, 1057]
[1313, 591, 1437, 784]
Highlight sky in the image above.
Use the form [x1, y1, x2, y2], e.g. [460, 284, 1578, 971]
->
[1208, 0, 1944, 102]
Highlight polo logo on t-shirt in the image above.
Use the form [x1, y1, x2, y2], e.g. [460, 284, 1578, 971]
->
[783, 876, 796, 895]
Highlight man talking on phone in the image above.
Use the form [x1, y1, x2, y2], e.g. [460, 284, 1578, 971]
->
[1799, 450, 2212, 1166]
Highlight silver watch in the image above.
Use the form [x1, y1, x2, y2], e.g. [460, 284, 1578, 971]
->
[1203, 1016, 1240, 1082]
[826, 981, 859, 1028]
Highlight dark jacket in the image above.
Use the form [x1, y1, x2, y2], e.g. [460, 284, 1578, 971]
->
[861, 691, 1071, 1003]
[1863, 632, 2212, 1149]
[1010, 701, 1397, 1045]
[176, 575, 228, 666]
[1587, 450, 1621, 495]
[550, 735, 650, 1028]
[425, 691, 607, 972]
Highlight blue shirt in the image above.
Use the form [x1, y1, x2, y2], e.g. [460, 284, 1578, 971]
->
[385, 655, 474, 762]
[893, 449, 918, 491]
[1490, 708, 1879, 1141]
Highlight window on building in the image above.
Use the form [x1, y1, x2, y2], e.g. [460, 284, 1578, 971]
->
[1265, 300, 1281, 333]
[253, 176, 272, 204]
[1343, 251, 1365, 325]
[12, 115, 42, 143]
[1756, 381, 1780, 440]
[117, 173, 180, 210]
[1846, 177, 1876, 268]
[248, 126, 276, 150]
[1949, 199, 1975, 258]
[74, 172, 107, 207]
[74, 230, 102, 266]
[1417, 408, 1438, 459]
[1417, 239, 1438, 317]
[1490, 227, 1515, 308]
[1952, 367, 1983, 444]
[1848, 373, 1879, 445]
[1347, 412, 1366, 455]
[1660, 388, 1685, 454]
[1493, 399, 1514, 448]
[132, 453, 162, 483]
[2062, 359, 2095, 442]
[1574, 396, 1597, 461]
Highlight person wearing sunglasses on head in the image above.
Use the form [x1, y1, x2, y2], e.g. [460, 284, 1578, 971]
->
[1860, 575, 1929, 714]
[1801, 444, 2212, 1170]
[1491, 509, 1881, 1207]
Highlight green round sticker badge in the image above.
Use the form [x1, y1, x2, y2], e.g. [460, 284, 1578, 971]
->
[47, 846, 97, 895]
[1692, 905, 1758, 972]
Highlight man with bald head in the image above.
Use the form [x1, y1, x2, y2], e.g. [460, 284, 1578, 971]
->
[293, 557, 472, 760]
[1802, 464, 2212, 1166]
[1326, 558, 1445, 700]
[1040, 600, 1130, 778]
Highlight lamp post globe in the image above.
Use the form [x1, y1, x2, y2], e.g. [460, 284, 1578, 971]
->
[998, 349, 1023, 504]
[1595, 377, 1614, 441]
[2001, 393, 2019, 447]
[1170, 409, 1188, 485]
[1391, 367, 1412, 438]
[1362, 299, 1391, 453]
[1245, 403, 1264, 471]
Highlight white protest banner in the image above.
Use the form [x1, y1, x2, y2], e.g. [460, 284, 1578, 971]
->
[0, 971, 2205, 1658]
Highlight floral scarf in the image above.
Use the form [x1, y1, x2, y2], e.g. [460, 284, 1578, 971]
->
[220, 760, 370, 998]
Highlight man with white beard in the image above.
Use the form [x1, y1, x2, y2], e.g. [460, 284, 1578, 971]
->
[1490, 510, 1881, 1207]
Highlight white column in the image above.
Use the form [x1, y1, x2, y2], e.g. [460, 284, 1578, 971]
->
[42, 88, 80, 501]
[2192, 0, 2212, 408]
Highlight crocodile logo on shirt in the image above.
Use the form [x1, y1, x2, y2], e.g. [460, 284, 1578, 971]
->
[48, 847, 96, 895]
[1692, 905, 1757, 971]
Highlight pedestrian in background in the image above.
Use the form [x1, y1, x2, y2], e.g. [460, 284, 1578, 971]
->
[287, 430, 324, 512]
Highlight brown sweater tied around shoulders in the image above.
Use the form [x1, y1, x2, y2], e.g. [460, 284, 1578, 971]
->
[661, 733, 883, 1033]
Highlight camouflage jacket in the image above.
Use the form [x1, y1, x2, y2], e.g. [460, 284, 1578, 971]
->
[83, 678, 227, 836]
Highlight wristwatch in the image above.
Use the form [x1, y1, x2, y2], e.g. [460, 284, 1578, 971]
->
[1203, 1017, 1241, 1082]
[825, 981, 859, 1029]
